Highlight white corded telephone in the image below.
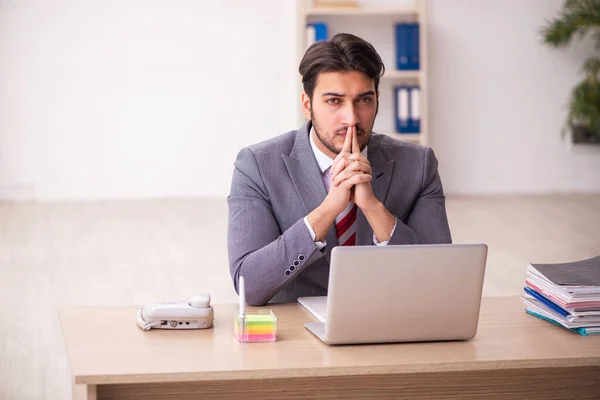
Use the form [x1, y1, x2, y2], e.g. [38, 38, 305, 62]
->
[136, 293, 214, 331]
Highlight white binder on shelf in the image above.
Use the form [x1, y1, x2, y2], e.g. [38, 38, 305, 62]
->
[410, 86, 421, 133]
[306, 25, 316, 49]
[395, 86, 410, 134]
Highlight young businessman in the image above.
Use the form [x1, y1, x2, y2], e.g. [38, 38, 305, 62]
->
[227, 33, 452, 306]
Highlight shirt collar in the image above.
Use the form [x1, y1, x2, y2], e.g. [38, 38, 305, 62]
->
[309, 126, 368, 173]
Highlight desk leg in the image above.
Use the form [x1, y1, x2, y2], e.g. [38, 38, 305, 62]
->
[72, 384, 97, 400]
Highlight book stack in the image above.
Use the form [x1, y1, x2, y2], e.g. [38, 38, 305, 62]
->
[522, 255, 600, 336]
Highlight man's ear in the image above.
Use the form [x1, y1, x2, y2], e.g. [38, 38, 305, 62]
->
[301, 92, 312, 120]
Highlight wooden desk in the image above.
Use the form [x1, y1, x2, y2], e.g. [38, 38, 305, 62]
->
[60, 296, 600, 400]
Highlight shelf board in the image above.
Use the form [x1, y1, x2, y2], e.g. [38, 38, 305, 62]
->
[305, 6, 418, 17]
[381, 70, 421, 80]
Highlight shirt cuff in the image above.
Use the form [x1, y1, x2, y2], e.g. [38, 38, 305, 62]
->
[373, 218, 398, 246]
[304, 216, 327, 250]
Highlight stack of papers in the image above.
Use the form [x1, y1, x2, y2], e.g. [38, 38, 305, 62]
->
[521, 255, 600, 336]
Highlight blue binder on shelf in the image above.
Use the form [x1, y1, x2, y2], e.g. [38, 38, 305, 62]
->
[395, 24, 409, 70]
[394, 85, 420, 134]
[408, 23, 420, 70]
[306, 22, 328, 48]
[395, 23, 419, 70]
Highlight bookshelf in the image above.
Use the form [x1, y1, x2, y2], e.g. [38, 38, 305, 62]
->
[295, 0, 428, 146]
[305, 6, 417, 17]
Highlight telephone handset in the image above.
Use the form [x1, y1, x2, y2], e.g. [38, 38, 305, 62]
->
[136, 293, 214, 331]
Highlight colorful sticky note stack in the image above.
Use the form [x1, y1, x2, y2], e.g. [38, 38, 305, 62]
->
[234, 311, 277, 343]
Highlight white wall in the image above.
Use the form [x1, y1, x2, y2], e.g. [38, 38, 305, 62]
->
[428, 0, 600, 194]
[0, 0, 297, 200]
[1, 0, 599, 200]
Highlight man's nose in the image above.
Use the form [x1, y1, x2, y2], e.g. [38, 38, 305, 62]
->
[342, 105, 360, 127]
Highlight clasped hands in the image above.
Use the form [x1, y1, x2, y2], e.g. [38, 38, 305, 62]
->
[309, 125, 394, 243]
[325, 125, 379, 215]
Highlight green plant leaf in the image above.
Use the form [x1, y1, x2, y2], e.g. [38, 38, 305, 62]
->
[541, 0, 600, 139]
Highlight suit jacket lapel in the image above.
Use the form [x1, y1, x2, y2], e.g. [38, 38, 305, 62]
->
[357, 135, 396, 245]
[283, 122, 339, 257]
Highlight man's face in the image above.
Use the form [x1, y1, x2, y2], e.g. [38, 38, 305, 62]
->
[303, 70, 378, 159]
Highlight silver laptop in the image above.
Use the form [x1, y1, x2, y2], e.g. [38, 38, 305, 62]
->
[298, 244, 488, 345]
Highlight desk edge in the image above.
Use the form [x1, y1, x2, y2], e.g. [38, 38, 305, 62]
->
[74, 357, 600, 385]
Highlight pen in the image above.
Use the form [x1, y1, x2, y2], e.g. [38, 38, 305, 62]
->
[239, 276, 245, 317]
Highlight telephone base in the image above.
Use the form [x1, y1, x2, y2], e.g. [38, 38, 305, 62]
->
[135, 294, 215, 331]
[152, 317, 213, 330]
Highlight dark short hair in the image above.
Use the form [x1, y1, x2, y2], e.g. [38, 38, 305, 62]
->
[299, 33, 385, 100]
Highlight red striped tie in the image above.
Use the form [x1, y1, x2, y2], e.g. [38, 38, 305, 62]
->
[335, 201, 357, 246]
[323, 167, 357, 246]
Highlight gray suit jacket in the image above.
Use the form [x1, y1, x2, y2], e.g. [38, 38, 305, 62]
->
[227, 122, 452, 306]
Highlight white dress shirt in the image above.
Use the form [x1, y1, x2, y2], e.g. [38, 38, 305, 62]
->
[303, 128, 396, 248]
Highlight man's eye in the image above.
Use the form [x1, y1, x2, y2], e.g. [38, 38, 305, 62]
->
[327, 98, 341, 104]
[360, 97, 373, 103]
